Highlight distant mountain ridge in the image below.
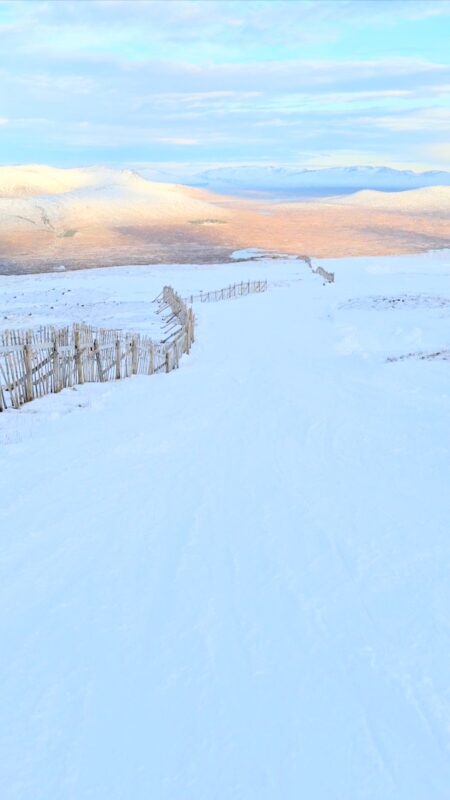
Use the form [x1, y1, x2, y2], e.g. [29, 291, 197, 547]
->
[3, 164, 450, 199]
[190, 165, 450, 196]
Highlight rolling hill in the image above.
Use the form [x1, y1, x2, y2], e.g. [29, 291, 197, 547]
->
[323, 185, 450, 214]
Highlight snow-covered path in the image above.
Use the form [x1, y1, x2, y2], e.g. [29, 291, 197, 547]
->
[1, 252, 450, 799]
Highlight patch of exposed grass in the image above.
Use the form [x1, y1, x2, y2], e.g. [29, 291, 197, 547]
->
[58, 229, 78, 238]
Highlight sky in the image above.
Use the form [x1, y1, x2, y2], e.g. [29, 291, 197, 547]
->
[0, 0, 449, 173]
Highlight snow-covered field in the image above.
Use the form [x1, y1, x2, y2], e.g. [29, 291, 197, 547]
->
[0, 255, 305, 337]
[1, 250, 450, 799]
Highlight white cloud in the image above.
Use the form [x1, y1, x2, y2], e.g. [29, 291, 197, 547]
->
[296, 149, 443, 172]
[421, 143, 450, 164]
[0, 1, 448, 167]
[367, 108, 450, 132]
[156, 137, 199, 146]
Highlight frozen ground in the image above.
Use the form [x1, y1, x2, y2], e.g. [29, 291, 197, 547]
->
[1, 250, 450, 799]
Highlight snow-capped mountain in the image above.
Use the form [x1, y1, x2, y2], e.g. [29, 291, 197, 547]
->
[190, 165, 450, 196]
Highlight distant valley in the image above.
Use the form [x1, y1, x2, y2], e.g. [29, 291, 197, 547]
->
[0, 165, 449, 273]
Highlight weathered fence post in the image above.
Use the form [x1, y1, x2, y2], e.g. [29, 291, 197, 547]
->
[52, 337, 61, 393]
[23, 343, 34, 402]
[149, 343, 155, 375]
[115, 338, 121, 379]
[131, 338, 138, 375]
[186, 312, 191, 354]
[5, 352, 19, 409]
[74, 329, 84, 384]
[94, 339, 105, 382]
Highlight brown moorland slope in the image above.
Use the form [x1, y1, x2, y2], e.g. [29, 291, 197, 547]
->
[0, 166, 448, 273]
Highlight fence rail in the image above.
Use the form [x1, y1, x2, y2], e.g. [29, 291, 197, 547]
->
[313, 266, 334, 283]
[184, 279, 267, 305]
[0, 286, 194, 411]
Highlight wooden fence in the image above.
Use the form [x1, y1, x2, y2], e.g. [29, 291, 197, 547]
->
[0, 271, 323, 411]
[184, 279, 267, 304]
[313, 266, 334, 283]
[0, 287, 194, 411]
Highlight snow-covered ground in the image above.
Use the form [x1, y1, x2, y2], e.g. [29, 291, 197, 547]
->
[1, 250, 450, 799]
[0, 256, 305, 337]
